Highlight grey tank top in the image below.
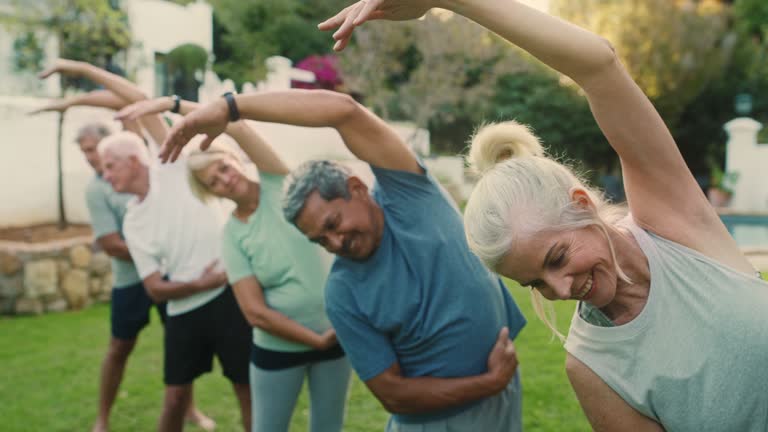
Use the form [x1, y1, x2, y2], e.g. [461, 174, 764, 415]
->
[565, 219, 768, 431]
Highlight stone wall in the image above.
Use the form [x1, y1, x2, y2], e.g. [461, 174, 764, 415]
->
[0, 236, 112, 315]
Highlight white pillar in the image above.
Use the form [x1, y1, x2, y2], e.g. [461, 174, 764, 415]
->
[723, 117, 764, 211]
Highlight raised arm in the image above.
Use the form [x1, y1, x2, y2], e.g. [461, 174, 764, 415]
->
[29, 90, 127, 115]
[322, 0, 754, 272]
[117, 97, 289, 175]
[39, 59, 168, 145]
[161, 90, 421, 174]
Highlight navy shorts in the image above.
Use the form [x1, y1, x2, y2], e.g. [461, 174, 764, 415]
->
[110, 281, 167, 340]
[164, 287, 251, 385]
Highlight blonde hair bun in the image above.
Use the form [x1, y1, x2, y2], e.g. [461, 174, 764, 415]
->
[468, 120, 544, 175]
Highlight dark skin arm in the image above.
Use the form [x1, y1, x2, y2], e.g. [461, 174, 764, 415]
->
[365, 327, 518, 414]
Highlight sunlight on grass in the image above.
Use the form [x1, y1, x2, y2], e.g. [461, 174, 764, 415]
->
[0, 282, 589, 431]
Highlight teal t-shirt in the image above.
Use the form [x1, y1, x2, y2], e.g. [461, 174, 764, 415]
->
[85, 175, 141, 288]
[221, 172, 332, 352]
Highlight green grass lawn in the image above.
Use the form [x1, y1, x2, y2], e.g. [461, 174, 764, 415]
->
[0, 284, 590, 431]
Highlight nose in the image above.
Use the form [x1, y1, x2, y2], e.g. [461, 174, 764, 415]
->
[543, 274, 573, 300]
[325, 233, 345, 253]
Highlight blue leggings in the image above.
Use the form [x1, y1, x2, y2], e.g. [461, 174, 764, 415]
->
[249, 356, 351, 432]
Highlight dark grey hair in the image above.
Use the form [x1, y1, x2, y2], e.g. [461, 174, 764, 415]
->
[282, 160, 352, 225]
[76, 123, 112, 143]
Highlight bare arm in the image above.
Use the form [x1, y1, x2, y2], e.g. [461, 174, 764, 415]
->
[29, 90, 128, 114]
[142, 261, 226, 302]
[117, 97, 289, 175]
[161, 90, 421, 174]
[231, 276, 337, 349]
[322, 0, 753, 272]
[566, 354, 665, 432]
[96, 232, 132, 261]
[365, 327, 518, 414]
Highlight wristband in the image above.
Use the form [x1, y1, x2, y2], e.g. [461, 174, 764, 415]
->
[170, 94, 181, 114]
[222, 91, 240, 122]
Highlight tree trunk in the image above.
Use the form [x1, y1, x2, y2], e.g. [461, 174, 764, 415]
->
[56, 109, 67, 230]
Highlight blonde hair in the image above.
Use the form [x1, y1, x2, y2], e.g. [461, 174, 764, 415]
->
[464, 120, 629, 340]
[185, 139, 243, 202]
[97, 131, 150, 166]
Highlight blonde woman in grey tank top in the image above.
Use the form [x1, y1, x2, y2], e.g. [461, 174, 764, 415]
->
[311, 0, 767, 430]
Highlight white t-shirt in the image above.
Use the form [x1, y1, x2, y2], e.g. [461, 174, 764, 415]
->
[123, 160, 230, 316]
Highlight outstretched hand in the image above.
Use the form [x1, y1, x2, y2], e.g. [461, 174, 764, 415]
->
[115, 97, 173, 122]
[160, 98, 228, 163]
[38, 58, 83, 80]
[318, 0, 436, 51]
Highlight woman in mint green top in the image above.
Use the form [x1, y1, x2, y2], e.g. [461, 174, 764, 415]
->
[116, 96, 350, 432]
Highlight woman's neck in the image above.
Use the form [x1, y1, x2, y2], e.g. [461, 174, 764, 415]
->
[233, 180, 260, 221]
[601, 226, 651, 325]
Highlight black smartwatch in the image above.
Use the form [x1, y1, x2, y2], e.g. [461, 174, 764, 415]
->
[170, 94, 181, 114]
[222, 91, 240, 122]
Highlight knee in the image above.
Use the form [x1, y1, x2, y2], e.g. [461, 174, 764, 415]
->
[164, 387, 192, 413]
[107, 338, 136, 361]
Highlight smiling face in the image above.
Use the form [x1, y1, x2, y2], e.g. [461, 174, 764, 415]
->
[497, 224, 618, 308]
[294, 177, 383, 261]
[195, 157, 250, 201]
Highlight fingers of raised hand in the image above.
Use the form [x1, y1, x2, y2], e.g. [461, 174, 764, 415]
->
[319, 3, 357, 31]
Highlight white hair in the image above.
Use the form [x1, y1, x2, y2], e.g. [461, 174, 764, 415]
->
[96, 131, 150, 166]
[464, 120, 629, 339]
[186, 139, 246, 202]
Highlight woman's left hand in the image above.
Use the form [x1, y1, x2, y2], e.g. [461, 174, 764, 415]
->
[161, 98, 228, 162]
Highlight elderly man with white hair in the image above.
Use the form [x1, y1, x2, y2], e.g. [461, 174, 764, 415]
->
[97, 131, 252, 432]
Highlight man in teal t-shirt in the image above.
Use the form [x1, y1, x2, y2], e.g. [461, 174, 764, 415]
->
[78, 124, 166, 431]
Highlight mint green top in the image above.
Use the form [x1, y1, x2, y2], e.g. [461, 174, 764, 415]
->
[85, 176, 141, 288]
[221, 173, 332, 352]
[565, 219, 768, 431]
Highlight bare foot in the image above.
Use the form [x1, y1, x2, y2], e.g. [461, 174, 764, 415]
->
[185, 408, 216, 431]
[91, 421, 108, 432]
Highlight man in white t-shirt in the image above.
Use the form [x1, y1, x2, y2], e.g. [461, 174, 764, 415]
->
[97, 131, 252, 432]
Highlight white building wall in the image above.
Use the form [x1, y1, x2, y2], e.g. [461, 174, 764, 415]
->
[124, 0, 213, 97]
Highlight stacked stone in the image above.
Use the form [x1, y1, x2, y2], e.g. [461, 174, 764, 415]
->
[0, 238, 113, 315]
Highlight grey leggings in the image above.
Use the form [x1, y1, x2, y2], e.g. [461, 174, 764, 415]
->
[249, 356, 352, 432]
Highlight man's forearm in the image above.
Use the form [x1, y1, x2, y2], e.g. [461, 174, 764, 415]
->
[144, 277, 211, 302]
[234, 90, 358, 128]
[369, 365, 508, 414]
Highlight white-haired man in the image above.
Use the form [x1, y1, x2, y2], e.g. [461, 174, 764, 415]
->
[97, 131, 252, 432]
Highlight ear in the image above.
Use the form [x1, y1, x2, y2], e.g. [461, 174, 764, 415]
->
[346, 176, 369, 198]
[569, 187, 595, 211]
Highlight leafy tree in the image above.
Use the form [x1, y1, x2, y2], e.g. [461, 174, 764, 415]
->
[2, 0, 131, 228]
[207, 0, 349, 87]
[338, 11, 529, 150]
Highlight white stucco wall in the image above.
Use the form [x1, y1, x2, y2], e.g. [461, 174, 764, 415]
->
[124, 0, 213, 97]
[0, 96, 123, 227]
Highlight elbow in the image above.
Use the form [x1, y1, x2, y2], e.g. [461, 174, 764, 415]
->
[574, 37, 622, 85]
[242, 308, 269, 329]
[319, 91, 360, 126]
